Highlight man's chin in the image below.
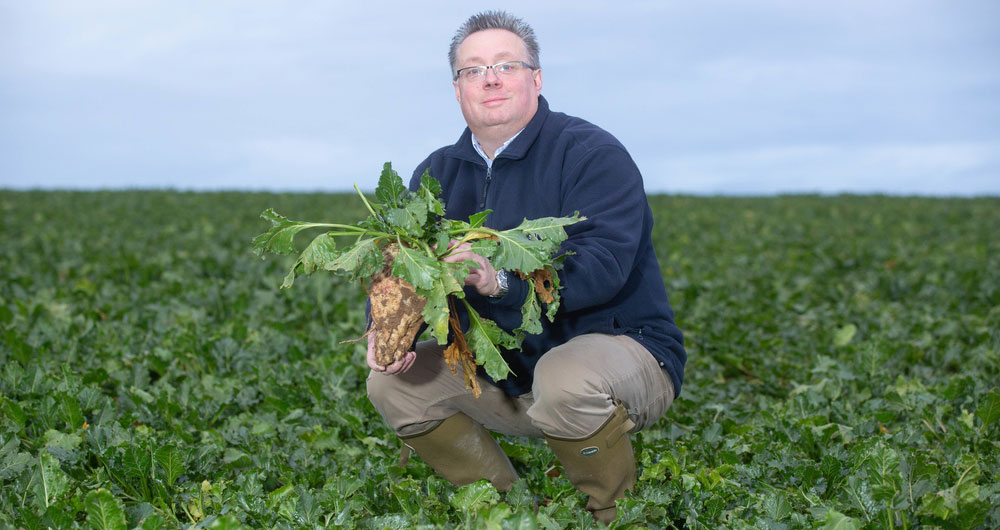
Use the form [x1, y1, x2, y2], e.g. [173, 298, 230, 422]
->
[475, 114, 512, 130]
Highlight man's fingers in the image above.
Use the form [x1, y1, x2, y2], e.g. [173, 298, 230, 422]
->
[382, 351, 415, 375]
[382, 361, 402, 375]
[438, 241, 498, 295]
[398, 351, 417, 373]
[366, 329, 382, 371]
[441, 241, 474, 259]
[441, 250, 480, 266]
[448, 240, 471, 252]
[367, 350, 386, 372]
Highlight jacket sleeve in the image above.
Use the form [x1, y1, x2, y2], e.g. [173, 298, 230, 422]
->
[556, 144, 648, 313]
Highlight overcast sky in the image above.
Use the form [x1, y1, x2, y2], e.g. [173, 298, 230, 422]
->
[1, 1, 998, 195]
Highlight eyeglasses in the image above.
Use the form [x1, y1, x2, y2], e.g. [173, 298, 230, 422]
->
[454, 60, 537, 82]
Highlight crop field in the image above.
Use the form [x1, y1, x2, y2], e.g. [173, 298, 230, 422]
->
[1, 190, 998, 529]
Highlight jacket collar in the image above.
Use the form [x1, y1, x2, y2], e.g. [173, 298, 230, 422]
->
[445, 95, 551, 164]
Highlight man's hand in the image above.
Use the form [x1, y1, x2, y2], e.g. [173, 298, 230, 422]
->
[441, 241, 500, 297]
[367, 328, 416, 375]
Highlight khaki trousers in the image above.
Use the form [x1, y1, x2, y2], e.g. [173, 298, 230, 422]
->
[366, 333, 675, 439]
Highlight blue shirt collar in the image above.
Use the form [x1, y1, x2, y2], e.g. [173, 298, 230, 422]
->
[471, 128, 525, 168]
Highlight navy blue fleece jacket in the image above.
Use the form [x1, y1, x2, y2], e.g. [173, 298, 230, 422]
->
[411, 95, 686, 398]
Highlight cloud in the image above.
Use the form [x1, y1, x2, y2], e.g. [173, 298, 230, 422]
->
[644, 141, 1000, 195]
[1, 1, 998, 194]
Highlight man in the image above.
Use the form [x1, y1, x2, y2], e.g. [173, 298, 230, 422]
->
[366, 10, 686, 523]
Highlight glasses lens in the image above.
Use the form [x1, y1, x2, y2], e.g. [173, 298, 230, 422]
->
[461, 67, 484, 80]
[496, 62, 519, 74]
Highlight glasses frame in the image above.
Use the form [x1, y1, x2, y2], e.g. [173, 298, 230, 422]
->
[454, 60, 537, 82]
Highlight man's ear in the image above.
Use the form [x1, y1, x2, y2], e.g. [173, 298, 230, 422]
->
[454, 81, 461, 102]
[533, 69, 543, 94]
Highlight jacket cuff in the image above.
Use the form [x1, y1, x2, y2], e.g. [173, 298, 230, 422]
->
[486, 274, 529, 308]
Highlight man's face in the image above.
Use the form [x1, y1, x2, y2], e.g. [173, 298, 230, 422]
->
[453, 29, 542, 136]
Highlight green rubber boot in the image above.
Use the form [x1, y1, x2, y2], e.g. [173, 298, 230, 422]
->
[399, 412, 518, 491]
[545, 403, 637, 524]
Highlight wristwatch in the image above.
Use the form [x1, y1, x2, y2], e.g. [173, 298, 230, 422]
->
[491, 269, 509, 298]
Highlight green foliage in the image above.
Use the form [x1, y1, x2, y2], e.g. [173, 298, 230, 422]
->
[1, 189, 998, 528]
[253, 162, 582, 380]
[84, 489, 127, 530]
[977, 389, 1000, 425]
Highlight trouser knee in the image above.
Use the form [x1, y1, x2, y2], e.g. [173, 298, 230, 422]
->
[527, 334, 674, 438]
[366, 371, 429, 435]
[527, 349, 613, 438]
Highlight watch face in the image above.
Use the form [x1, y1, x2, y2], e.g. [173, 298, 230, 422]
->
[494, 269, 509, 297]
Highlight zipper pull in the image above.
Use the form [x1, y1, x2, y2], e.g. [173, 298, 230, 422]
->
[479, 166, 492, 210]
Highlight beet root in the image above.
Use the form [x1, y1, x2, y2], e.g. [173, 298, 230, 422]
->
[368, 247, 427, 367]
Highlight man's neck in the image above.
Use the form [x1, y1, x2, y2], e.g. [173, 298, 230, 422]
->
[472, 128, 524, 167]
[471, 127, 516, 159]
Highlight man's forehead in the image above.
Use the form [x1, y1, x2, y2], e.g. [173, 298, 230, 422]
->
[459, 50, 519, 65]
[456, 29, 527, 62]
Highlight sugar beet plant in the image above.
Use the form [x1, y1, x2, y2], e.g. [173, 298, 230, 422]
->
[1, 189, 997, 529]
[253, 162, 581, 395]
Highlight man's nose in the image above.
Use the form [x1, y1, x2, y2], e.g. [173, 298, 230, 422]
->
[483, 68, 502, 86]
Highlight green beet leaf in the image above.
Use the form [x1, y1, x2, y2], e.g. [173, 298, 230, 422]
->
[467, 210, 491, 229]
[421, 262, 467, 344]
[31, 452, 70, 510]
[253, 209, 329, 257]
[282, 232, 338, 288]
[822, 509, 861, 530]
[391, 241, 439, 291]
[1, 398, 27, 432]
[324, 237, 383, 279]
[450, 480, 501, 512]
[154, 445, 185, 488]
[833, 323, 857, 347]
[375, 162, 407, 208]
[542, 264, 563, 321]
[385, 204, 424, 237]
[137, 514, 165, 530]
[205, 514, 248, 529]
[418, 169, 445, 216]
[510, 215, 580, 245]
[84, 488, 127, 530]
[463, 298, 518, 381]
[0, 437, 32, 480]
[518, 286, 543, 335]
[975, 389, 1000, 426]
[483, 230, 547, 273]
[253, 162, 583, 383]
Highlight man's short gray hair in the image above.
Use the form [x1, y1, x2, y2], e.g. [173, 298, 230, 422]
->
[448, 10, 540, 78]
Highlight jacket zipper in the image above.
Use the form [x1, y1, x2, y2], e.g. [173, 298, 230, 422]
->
[479, 165, 493, 210]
